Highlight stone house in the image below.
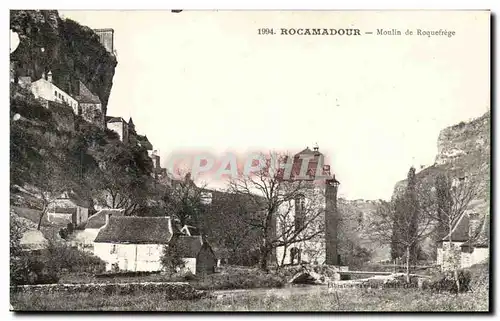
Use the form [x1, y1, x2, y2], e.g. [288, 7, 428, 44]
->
[47, 191, 89, 227]
[93, 214, 217, 274]
[106, 116, 129, 142]
[170, 235, 217, 275]
[75, 81, 104, 128]
[437, 211, 489, 270]
[93, 28, 115, 55]
[94, 215, 174, 272]
[275, 146, 341, 266]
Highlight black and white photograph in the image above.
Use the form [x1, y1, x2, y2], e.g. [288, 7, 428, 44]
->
[8, 9, 491, 312]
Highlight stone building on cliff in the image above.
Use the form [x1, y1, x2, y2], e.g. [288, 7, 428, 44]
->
[75, 80, 104, 128]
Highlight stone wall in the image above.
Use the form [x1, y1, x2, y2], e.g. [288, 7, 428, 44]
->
[10, 282, 207, 300]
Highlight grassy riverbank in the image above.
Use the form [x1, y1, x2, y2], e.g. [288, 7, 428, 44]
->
[11, 287, 488, 312]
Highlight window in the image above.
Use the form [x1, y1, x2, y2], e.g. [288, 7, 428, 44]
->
[147, 246, 153, 256]
[290, 247, 301, 265]
[110, 244, 117, 254]
[294, 194, 306, 231]
[54, 90, 57, 96]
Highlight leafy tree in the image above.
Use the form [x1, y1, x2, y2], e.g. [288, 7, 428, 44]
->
[201, 190, 262, 265]
[91, 141, 154, 215]
[160, 238, 186, 275]
[163, 172, 206, 228]
[371, 167, 435, 282]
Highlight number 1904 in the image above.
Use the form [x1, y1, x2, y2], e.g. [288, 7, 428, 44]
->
[258, 28, 275, 35]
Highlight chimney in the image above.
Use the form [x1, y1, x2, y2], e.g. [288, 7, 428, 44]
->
[105, 213, 112, 226]
[47, 71, 53, 83]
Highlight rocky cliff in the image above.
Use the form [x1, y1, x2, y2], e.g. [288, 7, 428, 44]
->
[393, 111, 490, 211]
[10, 10, 117, 115]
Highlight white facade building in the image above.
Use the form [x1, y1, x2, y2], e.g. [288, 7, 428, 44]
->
[30, 72, 79, 114]
[93, 215, 173, 272]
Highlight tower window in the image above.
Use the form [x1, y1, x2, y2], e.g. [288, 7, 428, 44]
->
[294, 194, 306, 231]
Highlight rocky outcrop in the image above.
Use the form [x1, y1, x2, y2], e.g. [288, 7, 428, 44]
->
[393, 111, 490, 204]
[10, 10, 117, 115]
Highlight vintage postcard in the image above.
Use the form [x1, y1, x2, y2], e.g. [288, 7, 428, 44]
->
[9, 10, 490, 312]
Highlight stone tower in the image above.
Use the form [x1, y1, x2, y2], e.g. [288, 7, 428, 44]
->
[325, 175, 340, 265]
[93, 28, 115, 55]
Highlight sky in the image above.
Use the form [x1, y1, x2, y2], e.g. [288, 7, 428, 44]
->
[59, 10, 490, 200]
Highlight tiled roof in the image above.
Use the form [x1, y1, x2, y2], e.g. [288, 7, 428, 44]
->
[441, 212, 470, 242]
[50, 207, 77, 215]
[295, 147, 317, 156]
[172, 235, 203, 258]
[20, 230, 48, 251]
[106, 116, 125, 123]
[86, 209, 126, 229]
[473, 215, 490, 247]
[56, 191, 90, 208]
[94, 216, 173, 244]
[76, 81, 101, 104]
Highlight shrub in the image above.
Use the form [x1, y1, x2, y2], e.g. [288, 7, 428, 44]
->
[194, 267, 285, 290]
[160, 242, 185, 275]
[429, 270, 471, 293]
[184, 271, 198, 281]
[46, 242, 106, 273]
[10, 254, 60, 285]
[467, 262, 489, 293]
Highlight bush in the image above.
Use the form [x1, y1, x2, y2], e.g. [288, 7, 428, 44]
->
[194, 266, 285, 290]
[10, 254, 60, 285]
[429, 270, 471, 293]
[46, 243, 105, 273]
[468, 262, 489, 293]
[184, 271, 198, 281]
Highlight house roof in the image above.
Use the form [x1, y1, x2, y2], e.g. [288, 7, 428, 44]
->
[56, 191, 90, 208]
[173, 235, 203, 258]
[441, 212, 470, 242]
[296, 147, 315, 155]
[76, 81, 101, 104]
[137, 134, 153, 150]
[94, 216, 173, 244]
[20, 230, 48, 251]
[473, 215, 490, 247]
[86, 209, 126, 229]
[50, 207, 77, 215]
[106, 116, 125, 123]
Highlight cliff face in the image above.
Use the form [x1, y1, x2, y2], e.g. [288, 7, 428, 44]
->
[393, 111, 490, 209]
[435, 111, 490, 177]
[10, 10, 117, 115]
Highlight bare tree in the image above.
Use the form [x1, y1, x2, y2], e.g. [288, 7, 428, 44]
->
[228, 152, 325, 271]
